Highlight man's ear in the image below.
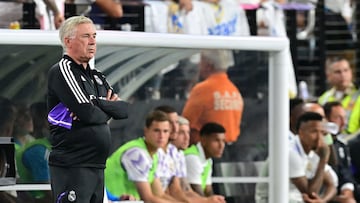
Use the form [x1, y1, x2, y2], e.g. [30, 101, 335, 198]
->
[143, 127, 149, 139]
[64, 37, 72, 47]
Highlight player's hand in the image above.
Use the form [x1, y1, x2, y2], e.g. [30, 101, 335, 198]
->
[67, 108, 79, 120]
[209, 195, 226, 203]
[120, 194, 136, 200]
[54, 13, 65, 29]
[302, 192, 324, 203]
[106, 90, 120, 101]
[316, 137, 330, 161]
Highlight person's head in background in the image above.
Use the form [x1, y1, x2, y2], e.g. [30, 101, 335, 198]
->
[303, 102, 335, 165]
[303, 102, 325, 117]
[30, 102, 49, 139]
[59, 16, 96, 66]
[323, 101, 346, 134]
[144, 110, 171, 154]
[290, 98, 305, 133]
[200, 122, 226, 159]
[325, 56, 352, 91]
[0, 97, 17, 137]
[295, 112, 327, 154]
[172, 116, 190, 150]
[12, 103, 33, 146]
[199, 49, 234, 80]
[290, 101, 325, 134]
[154, 105, 179, 142]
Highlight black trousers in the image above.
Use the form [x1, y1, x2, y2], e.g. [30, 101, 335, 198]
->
[50, 166, 104, 203]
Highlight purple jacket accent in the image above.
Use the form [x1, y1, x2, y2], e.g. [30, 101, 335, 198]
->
[48, 103, 72, 129]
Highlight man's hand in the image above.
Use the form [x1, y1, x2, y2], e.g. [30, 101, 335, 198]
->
[335, 193, 357, 203]
[315, 137, 330, 162]
[120, 194, 136, 201]
[67, 109, 79, 121]
[106, 90, 120, 101]
[54, 13, 65, 29]
[208, 195, 226, 203]
[302, 192, 325, 203]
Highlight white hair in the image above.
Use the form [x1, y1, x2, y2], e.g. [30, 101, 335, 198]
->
[201, 49, 234, 71]
[59, 16, 94, 52]
[178, 116, 189, 125]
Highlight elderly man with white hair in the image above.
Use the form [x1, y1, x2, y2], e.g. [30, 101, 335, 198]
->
[182, 49, 244, 148]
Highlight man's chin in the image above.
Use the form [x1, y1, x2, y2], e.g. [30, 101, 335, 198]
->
[214, 153, 223, 158]
[158, 141, 168, 148]
[80, 56, 94, 63]
[86, 52, 95, 59]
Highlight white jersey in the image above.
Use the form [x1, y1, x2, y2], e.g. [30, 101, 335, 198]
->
[144, 0, 169, 33]
[255, 136, 335, 203]
[156, 144, 187, 190]
[144, 0, 250, 36]
[121, 147, 154, 182]
[288, 136, 309, 202]
[289, 136, 337, 201]
[185, 143, 212, 186]
[204, 0, 250, 36]
[324, 0, 352, 20]
[177, 150, 187, 178]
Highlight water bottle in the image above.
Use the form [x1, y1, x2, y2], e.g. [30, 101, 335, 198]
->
[325, 122, 339, 135]
[298, 81, 309, 100]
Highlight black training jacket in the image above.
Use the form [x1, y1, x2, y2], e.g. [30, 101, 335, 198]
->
[47, 55, 128, 168]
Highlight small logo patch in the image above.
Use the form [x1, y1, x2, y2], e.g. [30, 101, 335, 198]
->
[94, 75, 103, 85]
